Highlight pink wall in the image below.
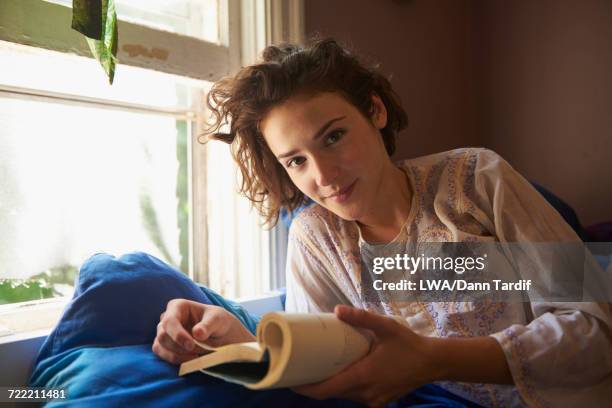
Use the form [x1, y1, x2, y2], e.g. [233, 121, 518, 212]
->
[476, 0, 612, 225]
[304, 0, 481, 159]
[305, 0, 612, 225]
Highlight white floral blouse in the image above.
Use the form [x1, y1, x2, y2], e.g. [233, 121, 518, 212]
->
[284, 148, 612, 408]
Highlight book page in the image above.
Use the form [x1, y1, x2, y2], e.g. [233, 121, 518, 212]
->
[179, 342, 264, 376]
[251, 313, 371, 389]
[202, 359, 270, 386]
[193, 339, 217, 352]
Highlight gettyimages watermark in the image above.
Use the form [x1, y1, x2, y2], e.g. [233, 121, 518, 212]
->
[360, 242, 612, 302]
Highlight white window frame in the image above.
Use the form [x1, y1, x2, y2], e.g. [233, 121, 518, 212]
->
[0, 0, 304, 352]
[0, 0, 232, 82]
[191, 0, 305, 290]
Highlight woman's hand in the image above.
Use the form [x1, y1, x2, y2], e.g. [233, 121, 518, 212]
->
[292, 305, 443, 408]
[152, 299, 256, 364]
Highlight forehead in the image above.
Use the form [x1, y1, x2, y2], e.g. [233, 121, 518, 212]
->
[260, 92, 355, 140]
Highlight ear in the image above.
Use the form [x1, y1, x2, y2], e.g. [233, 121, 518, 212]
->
[371, 94, 388, 129]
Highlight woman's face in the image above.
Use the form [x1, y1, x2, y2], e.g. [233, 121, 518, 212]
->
[260, 91, 390, 222]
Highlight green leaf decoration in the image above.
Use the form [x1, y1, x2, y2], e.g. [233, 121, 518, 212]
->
[71, 0, 103, 38]
[72, 0, 118, 84]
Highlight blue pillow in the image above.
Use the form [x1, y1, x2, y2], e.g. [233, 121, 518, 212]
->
[34, 252, 251, 357]
[29, 252, 360, 407]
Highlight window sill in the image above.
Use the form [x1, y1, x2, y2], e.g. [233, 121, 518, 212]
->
[235, 291, 285, 317]
[0, 298, 69, 340]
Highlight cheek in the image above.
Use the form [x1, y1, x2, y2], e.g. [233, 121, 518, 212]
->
[287, 172, 314, 197]
[340, 145, 368, 174]
[354, 134, 386, 169]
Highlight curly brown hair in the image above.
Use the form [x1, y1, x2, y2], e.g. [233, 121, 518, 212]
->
[204, 37, 408, 227]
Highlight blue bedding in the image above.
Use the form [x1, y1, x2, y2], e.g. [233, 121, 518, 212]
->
[29, 252, 482, 407]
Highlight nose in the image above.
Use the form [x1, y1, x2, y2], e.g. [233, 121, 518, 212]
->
[311, 155, 339, 187]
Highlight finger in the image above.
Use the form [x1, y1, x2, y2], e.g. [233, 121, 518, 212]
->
[165, 320, 195, 351]
[334, 305, 398, 337]
[158, 327, 191, 355]
[163, 299, 203, 350]
[192, 309, 224, 342]
[163, 316, 196, 351]
[152, 339, 198, 365]
[292, 361, 365, 400]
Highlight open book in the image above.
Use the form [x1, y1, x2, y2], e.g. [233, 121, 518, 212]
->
[179, 312, 371, 389]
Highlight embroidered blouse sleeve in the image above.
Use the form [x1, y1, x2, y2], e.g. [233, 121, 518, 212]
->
[284, 215, 352, 313]
[465, 148, 612, 407]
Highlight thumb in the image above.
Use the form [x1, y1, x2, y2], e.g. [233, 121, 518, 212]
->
[192, 322, 209, 342]
[334, 305, 398, 337]
[192, 308, 224, 342]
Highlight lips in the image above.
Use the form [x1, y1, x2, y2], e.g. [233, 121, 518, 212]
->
[327, 180, 357, 204]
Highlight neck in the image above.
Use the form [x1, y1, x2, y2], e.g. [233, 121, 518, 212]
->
[356, 163, 412, 244]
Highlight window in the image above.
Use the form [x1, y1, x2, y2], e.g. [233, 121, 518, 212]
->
[0, 42, 196, 303]
[0, 0, 304, 337]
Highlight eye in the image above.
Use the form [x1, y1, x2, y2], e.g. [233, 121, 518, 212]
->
[286, 156, 306, 169]
[324, 129, 345, 146]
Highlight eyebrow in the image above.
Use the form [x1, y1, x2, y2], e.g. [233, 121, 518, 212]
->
[276, 116, 346, 160]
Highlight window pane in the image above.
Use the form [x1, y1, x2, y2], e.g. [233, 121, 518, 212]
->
[0, 41, 192, 111]
[0, 42, 201, 307]
[0, 97, 190, 303]
[118, 0, 220, 44]
[48, 0, 221, 44]
[206, 140, 271, 299]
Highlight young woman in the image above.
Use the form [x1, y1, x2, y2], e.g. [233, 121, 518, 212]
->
[153, 39, 612, 407]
